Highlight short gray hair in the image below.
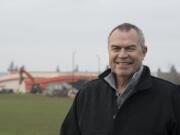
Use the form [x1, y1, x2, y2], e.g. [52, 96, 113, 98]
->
[108, 23, 145, 48]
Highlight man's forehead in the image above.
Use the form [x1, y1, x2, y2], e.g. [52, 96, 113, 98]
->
[109, 29, 139, 42]
[111, 28, 137, 36]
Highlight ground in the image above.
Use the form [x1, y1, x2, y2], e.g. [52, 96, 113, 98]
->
[0, 94, 73, 135]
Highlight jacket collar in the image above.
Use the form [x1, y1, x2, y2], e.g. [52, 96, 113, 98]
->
[135, 65, 152, 91]
[99, 65, 152, 92]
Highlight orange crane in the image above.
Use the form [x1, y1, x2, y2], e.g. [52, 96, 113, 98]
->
[19, 66, 97, 93]
[19, 66, 42, 93]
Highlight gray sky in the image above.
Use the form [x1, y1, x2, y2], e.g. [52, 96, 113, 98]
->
[0, 0, 180, 72]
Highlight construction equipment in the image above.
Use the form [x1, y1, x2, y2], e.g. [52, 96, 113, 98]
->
[19, 66, 42, 93]
[19, 66, 97, 94]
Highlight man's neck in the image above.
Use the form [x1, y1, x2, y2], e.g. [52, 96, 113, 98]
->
[114, 66, 143, 94]
[115, 75, 132, 94]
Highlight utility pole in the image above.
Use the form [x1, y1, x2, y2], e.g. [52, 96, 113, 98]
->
[96, 55, 101, 74]
[72, 51, 76, 82]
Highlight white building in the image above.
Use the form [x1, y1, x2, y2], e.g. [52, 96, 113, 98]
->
[0, 71, 97, 93]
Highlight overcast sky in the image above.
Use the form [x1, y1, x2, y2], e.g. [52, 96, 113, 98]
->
[0, 0, 180, 72]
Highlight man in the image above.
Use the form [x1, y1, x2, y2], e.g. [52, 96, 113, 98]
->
[60, 23, 180, 135]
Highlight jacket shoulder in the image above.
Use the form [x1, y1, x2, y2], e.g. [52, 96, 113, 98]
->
[150, 76, 178, 94]
[75, 79, 108, 107]
[80, 78, 106, 91]
[151, 76, 177, 87]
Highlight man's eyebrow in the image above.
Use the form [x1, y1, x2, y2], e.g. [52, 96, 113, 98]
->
[110, 44, 136, 47]
[110, 44, 121, 48]
[111, 44, 119, 47]
[127, 44, 136, 47]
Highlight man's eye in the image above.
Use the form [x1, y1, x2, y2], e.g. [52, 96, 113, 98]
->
[127, 47, 136, 51]
[112, 47, 119, 51]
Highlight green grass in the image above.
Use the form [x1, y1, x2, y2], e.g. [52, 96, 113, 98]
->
[0, 94, 73, 135]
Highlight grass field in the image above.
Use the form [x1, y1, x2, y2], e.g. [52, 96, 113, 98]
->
[0, 94, 73, 135]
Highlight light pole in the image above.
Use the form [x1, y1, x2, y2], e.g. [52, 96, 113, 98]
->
[72, 51, 76, 81]
[96, 55, 101, 74]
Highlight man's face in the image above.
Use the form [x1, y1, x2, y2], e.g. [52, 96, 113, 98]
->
[108, 29, 147, 78]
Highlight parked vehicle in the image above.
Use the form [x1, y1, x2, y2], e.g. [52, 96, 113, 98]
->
[0, 88, 14, 94]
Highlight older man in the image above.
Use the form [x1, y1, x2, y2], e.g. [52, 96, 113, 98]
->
[60, 23, 180, 135]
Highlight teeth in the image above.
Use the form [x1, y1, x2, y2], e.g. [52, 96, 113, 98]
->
[116, 62, 129, 64]
[115, 62, 132, 65]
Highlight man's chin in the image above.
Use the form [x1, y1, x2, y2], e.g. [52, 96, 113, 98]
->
[115, 70, 131, 77]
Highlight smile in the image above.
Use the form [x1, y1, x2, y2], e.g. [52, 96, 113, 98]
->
[115, 61, 132, 64]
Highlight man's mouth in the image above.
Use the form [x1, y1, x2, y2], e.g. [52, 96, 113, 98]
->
[115, 61, 132, 64]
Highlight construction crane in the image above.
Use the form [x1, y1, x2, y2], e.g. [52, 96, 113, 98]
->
[19, 66, 42, 93]
[19, 66, 97, 94]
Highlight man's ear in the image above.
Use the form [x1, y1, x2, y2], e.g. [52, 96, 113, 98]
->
[143, 46, 147, 56]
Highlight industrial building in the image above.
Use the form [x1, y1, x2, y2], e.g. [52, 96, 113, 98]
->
[0, 70, 97, 93]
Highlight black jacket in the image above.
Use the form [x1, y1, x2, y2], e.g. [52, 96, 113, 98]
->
[60, 66, 180, 135]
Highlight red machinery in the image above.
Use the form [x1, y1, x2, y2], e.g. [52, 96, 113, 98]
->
[19, 67, 97, 93]
[19, 66, 43, 93]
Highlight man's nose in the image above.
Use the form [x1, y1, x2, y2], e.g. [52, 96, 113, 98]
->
[118, 48, 128, 58]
